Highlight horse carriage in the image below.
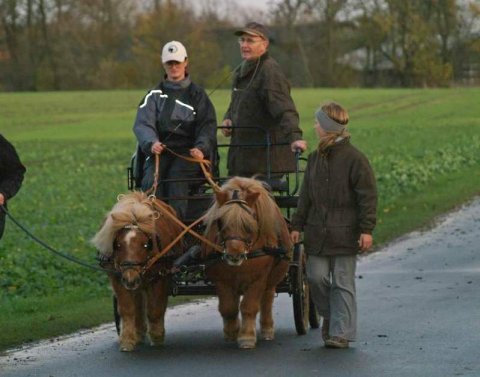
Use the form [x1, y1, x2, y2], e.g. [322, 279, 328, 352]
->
[92, 127, 319, 351]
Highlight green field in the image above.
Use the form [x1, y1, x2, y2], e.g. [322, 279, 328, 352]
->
[1, 88, 479, 351]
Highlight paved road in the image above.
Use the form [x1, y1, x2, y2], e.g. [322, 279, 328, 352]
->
[1, 198, 479, 377]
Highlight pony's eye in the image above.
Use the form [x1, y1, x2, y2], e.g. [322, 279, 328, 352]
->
[144, 239, 153, 249]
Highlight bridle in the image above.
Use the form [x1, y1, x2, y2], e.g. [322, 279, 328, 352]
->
[217, 191, 259, 266]
[113, 225, 162, 277]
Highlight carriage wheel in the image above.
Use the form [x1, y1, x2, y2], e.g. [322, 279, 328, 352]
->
[113, 295, 120, 335]
[291, 243, 309, 335]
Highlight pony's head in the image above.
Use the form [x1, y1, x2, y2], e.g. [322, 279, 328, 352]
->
[204, 177, 289, 266]
[91, 192, 180, 290]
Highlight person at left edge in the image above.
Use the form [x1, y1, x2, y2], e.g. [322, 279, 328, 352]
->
[133, 41, 217, 220]
[0, 134, 26, 240]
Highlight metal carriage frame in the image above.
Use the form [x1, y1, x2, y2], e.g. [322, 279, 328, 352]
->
[117, 127, 319, 335]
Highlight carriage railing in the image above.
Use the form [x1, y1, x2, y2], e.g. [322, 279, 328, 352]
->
[217, 125, 303, 193]
[127, 126, 307, 220]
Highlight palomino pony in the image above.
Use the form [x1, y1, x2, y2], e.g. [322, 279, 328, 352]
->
[91, 192, 183, 351]
[203, 177, 292, 349]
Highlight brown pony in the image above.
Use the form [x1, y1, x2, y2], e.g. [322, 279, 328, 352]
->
[203, 177, 292, 349]
[91, 192, 183, 351]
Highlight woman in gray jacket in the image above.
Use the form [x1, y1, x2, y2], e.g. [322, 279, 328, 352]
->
[290, 102, 377, 349]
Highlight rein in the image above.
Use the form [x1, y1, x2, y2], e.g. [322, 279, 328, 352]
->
[164, 146, 222, 193]
[151, 197, 222, 252]
[142, 210, 222, 273]
[145, 149, 221, 198]
[144, 153, 161, 196]
[0, 205, 119, 275]
[139, 149, 224, 268]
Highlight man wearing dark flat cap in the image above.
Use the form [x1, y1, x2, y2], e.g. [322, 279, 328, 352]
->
[221, 22, 307, 178]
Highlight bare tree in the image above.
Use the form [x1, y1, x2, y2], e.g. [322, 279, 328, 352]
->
[0, 0, 478, 90]
[270, 0, 317, 85]
[0, 0, 21, 89]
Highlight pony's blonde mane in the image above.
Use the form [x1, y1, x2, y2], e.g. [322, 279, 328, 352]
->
[204, 177, 285, 246]
[91, 191, 177, 256]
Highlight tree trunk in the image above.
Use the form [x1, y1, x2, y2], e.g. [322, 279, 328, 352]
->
[38, 0, 60, 90]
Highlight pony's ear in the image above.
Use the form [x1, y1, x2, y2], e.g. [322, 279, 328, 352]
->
[245, 192, 260, 207]
[215, 191, 230, 206]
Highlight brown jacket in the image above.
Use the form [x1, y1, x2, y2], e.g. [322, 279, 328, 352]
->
[225, 52, 302, 176]
[291, 139, 377, 256]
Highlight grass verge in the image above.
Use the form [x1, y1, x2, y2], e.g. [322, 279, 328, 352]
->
[0, 288, 201, 352]
[374, 168, 480, 246]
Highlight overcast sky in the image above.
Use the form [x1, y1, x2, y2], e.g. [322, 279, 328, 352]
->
[194, 0, 273, 22]
[236, 0, 270, 10]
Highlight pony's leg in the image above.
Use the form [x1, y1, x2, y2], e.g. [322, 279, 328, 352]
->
[261, 260, 289, 341]
[216, 282, 240, 341]
[260, 287, 276, 340]
[135, 292, 146, 343]
[237, 278, 268, 349]
[146, 279, 168, 346]
[112, 280, 141, 352]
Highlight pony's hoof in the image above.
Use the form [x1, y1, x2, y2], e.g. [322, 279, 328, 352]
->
[238, 338, 256, 349]
[119, 342, 136, 352]
[224, 330, 238, 342]
[149, 335, 165, 347]
[261, 328, 275, 341]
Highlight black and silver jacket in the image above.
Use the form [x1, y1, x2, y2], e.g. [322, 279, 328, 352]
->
[133, 77, 217, 157]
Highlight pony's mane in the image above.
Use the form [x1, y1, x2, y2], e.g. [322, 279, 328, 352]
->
[91, 191, 176, 256]
[204, 177, 285, 246]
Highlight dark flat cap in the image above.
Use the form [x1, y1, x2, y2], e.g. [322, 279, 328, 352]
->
[234, 22, 270, 40]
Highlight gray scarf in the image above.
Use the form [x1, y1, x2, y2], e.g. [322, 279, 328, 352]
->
[163, 75, 191, 90]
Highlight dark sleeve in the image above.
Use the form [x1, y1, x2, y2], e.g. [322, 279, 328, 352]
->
[132, 90, 160, 156]
[0, 136, 26, 201]
[224, 69, 239, 121]
[351, 154, 377, 234]
[192, 88, 217, 156]
[262, 67, 302, 143]
[223, 96, 232, 121]
[291, 155, 312, 231]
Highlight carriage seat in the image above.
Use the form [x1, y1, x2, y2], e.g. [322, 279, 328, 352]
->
[256, 176, 289, 193]
[264, 178, 289, 193]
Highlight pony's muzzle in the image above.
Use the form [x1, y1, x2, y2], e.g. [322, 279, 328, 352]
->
[222, 250, 248, 266]
[121, 271, 141, 290]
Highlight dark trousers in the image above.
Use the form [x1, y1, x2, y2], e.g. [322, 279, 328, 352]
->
[0, 211, 5, 240]
[0, 203, 8, 240]
[141, 153, 201, 220]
